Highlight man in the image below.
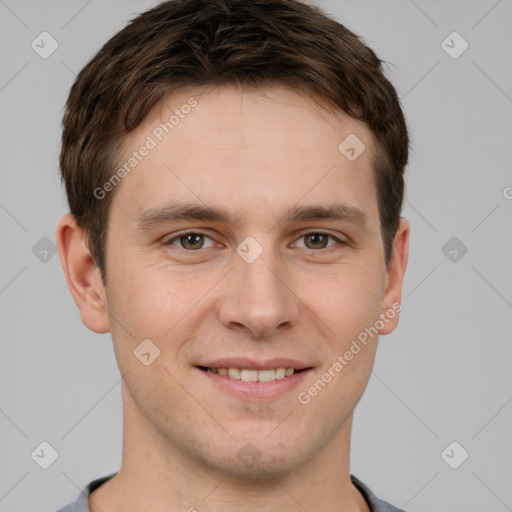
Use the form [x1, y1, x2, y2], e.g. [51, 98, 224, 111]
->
[56, 0, 410, 510]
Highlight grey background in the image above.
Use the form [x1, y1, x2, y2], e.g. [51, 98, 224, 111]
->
[1, 0, 511, 510]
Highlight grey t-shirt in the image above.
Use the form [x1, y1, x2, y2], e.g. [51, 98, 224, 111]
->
[56, 473, 405, 512]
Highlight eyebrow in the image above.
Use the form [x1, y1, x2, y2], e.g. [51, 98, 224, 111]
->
[133, 201, 368, 231]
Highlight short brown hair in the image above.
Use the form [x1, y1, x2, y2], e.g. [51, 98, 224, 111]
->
[60, 0, 409, 283]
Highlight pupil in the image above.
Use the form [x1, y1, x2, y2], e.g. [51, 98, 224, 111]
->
[307, 233, 327, 249]
[183, 234, 202, 249]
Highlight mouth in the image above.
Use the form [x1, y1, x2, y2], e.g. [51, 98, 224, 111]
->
[194, 360, 313, 400]
[197, 365, 309, 382]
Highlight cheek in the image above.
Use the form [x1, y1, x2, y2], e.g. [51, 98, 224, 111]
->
[302, 260, 384, 342]
[295, 267, 381, 415]
[105, 256, 223, 362]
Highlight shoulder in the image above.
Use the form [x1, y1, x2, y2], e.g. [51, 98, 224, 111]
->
[55, 474, 117, 512]
[350, 474, 406, 512]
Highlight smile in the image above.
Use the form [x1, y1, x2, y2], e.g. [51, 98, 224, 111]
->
[198, 366, 306, 382]
[195, 365, 312, 400]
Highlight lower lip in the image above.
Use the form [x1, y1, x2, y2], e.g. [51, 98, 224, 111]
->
[196, 368, 312, 401]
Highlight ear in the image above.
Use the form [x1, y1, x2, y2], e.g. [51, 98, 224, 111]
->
[378, 217, 410, 335]
[56, 213, 110, 333]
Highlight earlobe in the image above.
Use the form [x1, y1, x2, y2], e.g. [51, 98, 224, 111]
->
[56, 213, 110, 334]
[379, 217, 410, 335]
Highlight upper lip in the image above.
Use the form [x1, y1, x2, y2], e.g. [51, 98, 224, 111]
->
[196, 358, 312, 371]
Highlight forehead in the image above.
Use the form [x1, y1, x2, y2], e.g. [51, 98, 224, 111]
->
[109, 83, 379, 228]
[122, 82, 374, 158]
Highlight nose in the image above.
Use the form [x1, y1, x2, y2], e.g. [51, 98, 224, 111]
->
[216, 246, 301, 339]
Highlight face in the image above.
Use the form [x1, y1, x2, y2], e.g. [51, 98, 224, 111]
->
[81, 84, 407, 477]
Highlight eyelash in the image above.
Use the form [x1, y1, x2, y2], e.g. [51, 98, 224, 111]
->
[162, 229, 347, 254]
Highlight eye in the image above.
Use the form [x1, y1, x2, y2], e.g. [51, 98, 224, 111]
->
[163, 231, 216, 251]
[294, 231, 344, 251]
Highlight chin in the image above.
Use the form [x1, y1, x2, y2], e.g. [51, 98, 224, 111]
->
[197, 437, 309, 480]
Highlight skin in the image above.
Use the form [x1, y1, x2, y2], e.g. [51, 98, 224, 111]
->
[57, 83, 409, 512]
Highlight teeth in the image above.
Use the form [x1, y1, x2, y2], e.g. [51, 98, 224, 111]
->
[210, 367, 297, 382]
[240, 369, 258, 382]
[275, 367, 286, 379]
[257, 369, 276, 382]
[228, 367, 241, 379]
